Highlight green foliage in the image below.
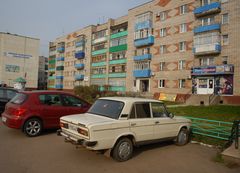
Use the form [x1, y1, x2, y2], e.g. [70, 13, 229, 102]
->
[74, 85, 100, 104]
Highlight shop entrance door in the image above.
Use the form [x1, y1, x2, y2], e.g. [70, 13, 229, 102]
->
[197, 78, 214, 94]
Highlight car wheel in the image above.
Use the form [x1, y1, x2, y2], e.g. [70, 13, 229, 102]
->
[175, 128, 189, 146]
[112, 137, 133, 162]
[23, 118, 42, 137]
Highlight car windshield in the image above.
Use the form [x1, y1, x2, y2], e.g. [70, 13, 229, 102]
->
[88, 99, 124, 119]
[10, 93, 27, 104]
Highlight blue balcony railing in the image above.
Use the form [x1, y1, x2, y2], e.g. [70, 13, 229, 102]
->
[75, 63, 84, 69]
[75, 74, 84, 81]
[75, 40, 85, 47]
[56, 76, 64, 80]
[194, 24, 220, 34]
[55, 84, 63, 89]
[56, 57, 64, 61]
[134, 36, 154, 47]
[133, 54, 152, 61]
[75, 51, 85, 59]
[57, 47, 65, 53]
[194, 2, 221, 16]
[133, 69, 151, 78]
[193, 43, 221, 55]
[135, 20, 152, 31]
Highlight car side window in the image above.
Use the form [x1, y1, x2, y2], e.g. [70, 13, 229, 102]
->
[151, 102, 168, 118]
[7, 90, 17, 100]
[135, 103, 151, 118]
[61, 95, 83, 107]
[39, 94, 62, 106]
[0, 89, 4, 98]
[129, 105, 136, 119]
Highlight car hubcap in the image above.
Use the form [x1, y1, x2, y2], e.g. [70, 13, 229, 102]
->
[26, 121, 40, 136]
[118, 142, 131, 159]
[179, 131, 187, 144]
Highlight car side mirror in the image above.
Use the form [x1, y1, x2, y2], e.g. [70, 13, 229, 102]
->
[169, 112, 174, 119]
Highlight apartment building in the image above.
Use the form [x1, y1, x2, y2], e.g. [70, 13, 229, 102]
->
[38, 56, 48, 89]
[0, 32, 40, 89]
[48, 0, 240, 97]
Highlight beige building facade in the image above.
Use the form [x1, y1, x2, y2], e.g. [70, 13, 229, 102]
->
[49, 0, 240, 96]
[0, 32, 40, 89]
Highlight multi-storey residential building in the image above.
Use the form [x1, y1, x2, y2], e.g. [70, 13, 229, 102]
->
[0, 32, 39, 89]
[38, 56, 48, 89]
[48, 0, 240, 99]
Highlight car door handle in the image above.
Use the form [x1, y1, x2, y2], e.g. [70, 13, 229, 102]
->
[131, 123, 136, 126]
[155, 121, 160, 124]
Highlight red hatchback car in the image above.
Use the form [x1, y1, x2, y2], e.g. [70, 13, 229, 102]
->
[1, 91, 91, 137]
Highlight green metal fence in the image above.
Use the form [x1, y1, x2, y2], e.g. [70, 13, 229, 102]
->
[184, 116, 233, 140]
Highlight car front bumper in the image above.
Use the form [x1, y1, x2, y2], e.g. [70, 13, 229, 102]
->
[57, 129, 97, 147]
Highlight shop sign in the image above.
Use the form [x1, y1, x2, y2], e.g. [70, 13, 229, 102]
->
[192, 65, 234, 75]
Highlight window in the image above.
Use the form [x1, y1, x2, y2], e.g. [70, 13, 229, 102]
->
[135, 103, 151, 118]
[221, 0, 228, 3]
[222, 13, 229, 24]
[110, 51, 126, 60]
[39, 95, 62, 106]
[222, 34, 229, 45]
[151, 102, 168, 118]
[62, 95, 84, 107]
[159, 80, 165, 88]
[157, 11, 166, 21]
[180, 23, 187, 33]
[200, 57, 215, 66]
[179, 79, 186, 88]
[222, 56, 228, 64]
[160, 62, 165, 71]
[160, 45, 166, 54]
[178, 60, 186, 70]
[201, 0, 211, 6]
[135, 12, 152, 24]
[160, 28, 166, 37]
[201, 17, 214, 26]
[110, 37, 127, 47]
[180, 5, 188, 15]
[179, 41, 186, 52]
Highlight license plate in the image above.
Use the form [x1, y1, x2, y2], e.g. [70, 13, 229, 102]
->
[69, 124, 78, 131]
[2, 117, 7, 123]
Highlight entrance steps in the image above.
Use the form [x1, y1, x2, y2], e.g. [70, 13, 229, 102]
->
[222, 138, 240, 165]
[186, 94, 220, 106]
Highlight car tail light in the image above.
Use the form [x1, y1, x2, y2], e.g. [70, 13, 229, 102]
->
[13, 108, 26, 117]
[77, 128, 88, 136]
[60, 122, 69, 129]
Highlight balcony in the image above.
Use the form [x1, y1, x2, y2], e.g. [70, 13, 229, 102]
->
[108, 73, 126, 78]
[56, 66, 64, 71]
[56, 76, 64, 80]
[75, 40, 85, 47]
[75, 51, 85, 59]
[49, 59, 56, 64]
[55, 84, 63, 89]
[135, 20, 152, 31]
[191, 64, 234, 76]
[75, 74, 84, 81]
[91, 74, 107, 79]
[193, 43, 221, 55]
[109, 44, 127, 53]
[109, 59, 127, 65]
[194, 24, 220, 34]
[134, 36, 154, 47]
[56, 57, 64, 61]
[92, 36, 108, 45]
[75, 63, 84, 70]
[109, 86, 126, 92]
[48, 68, 55, 72]
[48, 76, 55, 80]
[57, 47, 65, 53]
[133, 54, 152, 61]
[91, 61, 106, 67]
[194, 2, 221, 17]
[92, 49, 107, 56]
[133, 69, 151, 78]
[110, 31, 128, 39]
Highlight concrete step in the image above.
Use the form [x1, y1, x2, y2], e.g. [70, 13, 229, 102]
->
[222, 139, 240, 164]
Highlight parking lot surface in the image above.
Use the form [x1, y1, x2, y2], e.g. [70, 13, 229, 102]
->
[0, 121, 239, 173]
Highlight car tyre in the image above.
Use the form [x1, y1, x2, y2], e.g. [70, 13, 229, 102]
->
[23, 118, 42, 137]
[112, 137, 133, 162]
[175, 128, 189, 146]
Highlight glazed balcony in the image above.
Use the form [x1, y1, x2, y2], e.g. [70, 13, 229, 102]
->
[194, 24, 220, 34]
[91, 49, 107, 56]
[48, 76, 55, 80]
[109, 44, 127, 53]
[91, 74, 107, 79]
[56, 57, 64, 61]
[75, 40, 85, 47]
[91, 61, 106, 67]
[194, 2, 221, 17]
[133, 54, 152, 61]
[56, 76, 64, 80]
[135, 20, 152, 31]
[109, 59, 127, 65]
[109, 86, 126, 92]
[108, 73, 126, 78]
[75, 63, 84, 70]
[57, 47, 65, 53]
[75, 74, 84, 81]
[134, 36, 154, 47]
[193, 43, 221, 55]
[110, 31, 128, 39]
[55, 84, 63, 89]
[75, 51, 85, 59]
[133, 69, 151, 78]
[92, 36, 108, 45]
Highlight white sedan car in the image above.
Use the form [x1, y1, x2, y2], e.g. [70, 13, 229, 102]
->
[58, 97, 191, 161]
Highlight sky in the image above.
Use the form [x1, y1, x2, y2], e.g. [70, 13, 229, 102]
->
[0, 0, 150, 56]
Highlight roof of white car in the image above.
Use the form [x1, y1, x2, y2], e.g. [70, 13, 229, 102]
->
[99, 97, 162, 104]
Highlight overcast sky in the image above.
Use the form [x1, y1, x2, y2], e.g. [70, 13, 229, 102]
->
[0, 0, 150, 56]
